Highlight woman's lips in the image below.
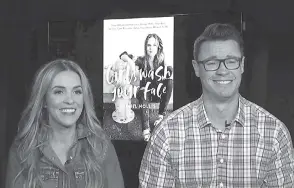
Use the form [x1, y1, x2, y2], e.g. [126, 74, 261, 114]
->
[60, 108, 76, 114]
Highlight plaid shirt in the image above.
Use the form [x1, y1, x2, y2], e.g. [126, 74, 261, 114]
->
[139, 95, 294, 188]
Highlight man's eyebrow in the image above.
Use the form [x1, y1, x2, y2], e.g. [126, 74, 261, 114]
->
[226, 55, 241, 59]
[198, 56, 217, 62]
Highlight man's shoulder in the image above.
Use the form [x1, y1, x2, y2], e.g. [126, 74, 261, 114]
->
[241, 96, 286, 129]
[169, 99, 199, 118]
[243, 97, 277, 119]
[149, 100, 200, 145]
[156, 98, 201, 130]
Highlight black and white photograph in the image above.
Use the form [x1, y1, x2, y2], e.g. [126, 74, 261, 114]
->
[1, 1, 294, 188]
[103, 17, 174, 141]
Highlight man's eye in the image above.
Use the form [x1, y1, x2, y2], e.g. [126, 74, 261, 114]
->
[206, 61, 218, 65]
[226, 59, 238, 64]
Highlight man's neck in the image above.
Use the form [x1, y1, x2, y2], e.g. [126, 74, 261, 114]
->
[203, 94, 239, 131]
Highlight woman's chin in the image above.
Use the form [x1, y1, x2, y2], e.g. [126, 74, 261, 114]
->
[147, 53, 155, 58]
[58, 120, 78, 128]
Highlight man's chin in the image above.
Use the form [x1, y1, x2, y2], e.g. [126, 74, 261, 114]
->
[216, 91, 239, 100]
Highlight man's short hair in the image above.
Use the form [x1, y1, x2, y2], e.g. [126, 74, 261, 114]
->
[193, 23, 244, 61]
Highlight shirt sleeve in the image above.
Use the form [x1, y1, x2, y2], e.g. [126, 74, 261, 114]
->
[104, 141, 125, 188]
[139, 125, 176, 188]
[5, 144, 25, 188]
[265, 123, 294, 187]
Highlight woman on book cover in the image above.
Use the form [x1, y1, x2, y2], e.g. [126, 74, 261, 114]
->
[120, 33, 173, 141]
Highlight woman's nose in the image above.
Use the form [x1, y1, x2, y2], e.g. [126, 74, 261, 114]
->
[64, 93, 74, 104]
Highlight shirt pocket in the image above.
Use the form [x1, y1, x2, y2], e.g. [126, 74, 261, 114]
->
[40, 166, 59, 187]
[74, 168, 86, 187]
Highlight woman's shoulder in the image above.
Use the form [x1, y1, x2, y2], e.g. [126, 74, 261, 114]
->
[85, 125, 113, 160]
[97, 133, 117, 161]
[9, 137, 21, 151]
[92, 133, 117, 164]
[136, 56, 145, 60]
[7, 138, 22, 162]
[135, 56, 145, 63]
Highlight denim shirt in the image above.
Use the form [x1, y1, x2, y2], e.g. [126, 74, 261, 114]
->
[5, 125, 125, 188]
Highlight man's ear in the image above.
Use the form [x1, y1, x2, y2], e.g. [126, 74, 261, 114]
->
[192, 60, 200, 77]
[240, 56, 245, 74]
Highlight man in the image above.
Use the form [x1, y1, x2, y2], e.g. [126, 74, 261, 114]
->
[139, 23, 294, 187]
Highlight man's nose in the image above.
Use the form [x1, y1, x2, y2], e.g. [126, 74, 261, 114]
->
[216, 62, 229, 75]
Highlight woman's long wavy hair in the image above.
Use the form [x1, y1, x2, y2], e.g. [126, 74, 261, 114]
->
[13, 59, 108, 188]
[143, 33, 165, 70]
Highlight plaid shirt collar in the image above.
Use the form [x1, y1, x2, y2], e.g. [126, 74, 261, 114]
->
[195, 94, 246, 129]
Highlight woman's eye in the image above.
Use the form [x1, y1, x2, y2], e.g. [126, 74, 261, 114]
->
[53, 90, 63, 95]
[74, 90, 82, 95]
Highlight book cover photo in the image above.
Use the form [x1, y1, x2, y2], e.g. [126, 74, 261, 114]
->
[103, 16, 174, 141]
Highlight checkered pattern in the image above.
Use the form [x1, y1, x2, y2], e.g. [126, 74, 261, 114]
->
[139, 95, 294, 188]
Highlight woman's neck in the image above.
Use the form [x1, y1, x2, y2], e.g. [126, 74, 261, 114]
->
[147, 55, 155, 63]
[50, 125, 77, 146]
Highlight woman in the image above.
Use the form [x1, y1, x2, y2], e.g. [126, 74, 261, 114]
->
[5, 59, 124, 188]
[120, 33, 173, 141]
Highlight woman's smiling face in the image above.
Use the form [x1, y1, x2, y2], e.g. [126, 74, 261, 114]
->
[45, 70, 84, 129]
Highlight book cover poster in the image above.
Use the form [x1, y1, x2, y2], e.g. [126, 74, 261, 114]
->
[103, 17, 174, 140]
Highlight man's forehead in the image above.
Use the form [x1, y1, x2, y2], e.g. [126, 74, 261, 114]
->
[198, 40, 241, 60]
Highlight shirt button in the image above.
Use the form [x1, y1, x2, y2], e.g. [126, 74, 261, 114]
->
[221, 134, 226, 139]
[69, 156, 73, 160]
[220, 182, 224, 187]
[220, 158, 224, 163]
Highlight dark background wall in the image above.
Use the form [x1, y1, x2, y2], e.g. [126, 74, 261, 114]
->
[1, 0, 294, 187]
